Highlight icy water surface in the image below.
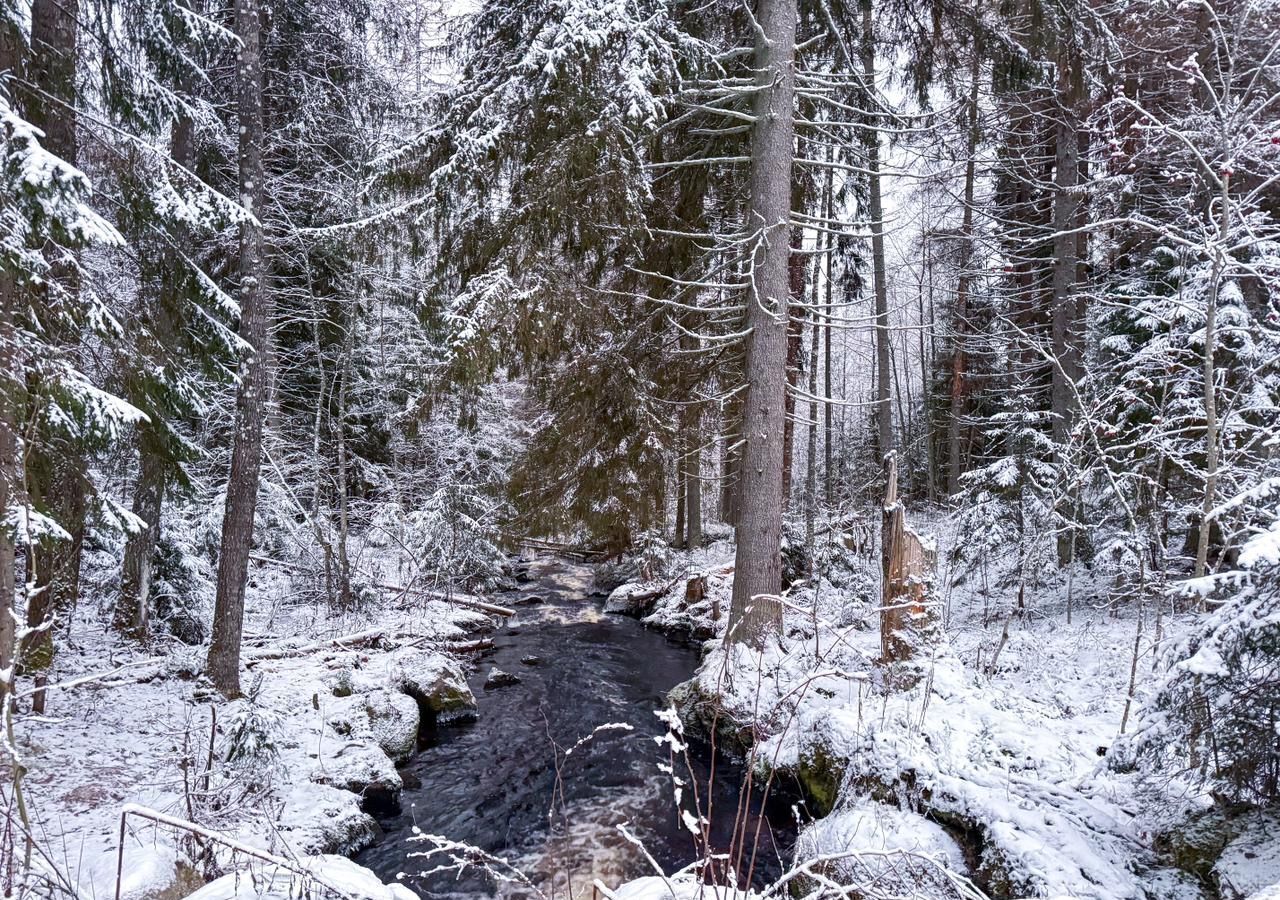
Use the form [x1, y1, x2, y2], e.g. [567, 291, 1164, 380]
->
[354, 558, 791, 899]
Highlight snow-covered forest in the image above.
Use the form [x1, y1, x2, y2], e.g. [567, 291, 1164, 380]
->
[2, 0, 1280, 897]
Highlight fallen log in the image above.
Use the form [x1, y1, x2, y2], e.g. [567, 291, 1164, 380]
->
[405, 637, 494, 653]
[245, 630, 496, 666]
[247, 554, 517, 617]
[244, 627, 388, 663]
[374, 583, 516, 618]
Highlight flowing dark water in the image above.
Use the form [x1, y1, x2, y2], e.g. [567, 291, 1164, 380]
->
[355, 558, 792, 898]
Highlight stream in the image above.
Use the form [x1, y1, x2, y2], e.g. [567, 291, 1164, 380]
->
[354, 558, 792, 898]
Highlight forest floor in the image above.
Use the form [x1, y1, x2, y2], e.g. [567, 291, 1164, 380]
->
[0, 551, 494, 900]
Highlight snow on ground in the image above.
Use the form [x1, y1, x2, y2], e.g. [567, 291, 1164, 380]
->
[185, 855, 417, 900]
[0, 555, 494, 899]
[609, 514, 1220, 900]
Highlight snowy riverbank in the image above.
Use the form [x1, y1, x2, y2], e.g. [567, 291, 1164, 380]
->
[604, 519, 1280, 900]
[1, 572, 493, 898]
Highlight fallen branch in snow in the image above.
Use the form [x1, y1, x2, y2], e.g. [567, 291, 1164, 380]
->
[13, 657, 166, 699]
[243, 627, 389, 663]
[403, 636, 495, 653]
[371, 583, 516, 617]
[115, 805, 359, 900]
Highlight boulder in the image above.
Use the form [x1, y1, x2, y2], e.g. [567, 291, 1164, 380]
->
[604, 580, 669, 617]
[484, 668, 521, 689]
[520, 655, 543, 666]
[327, 689, 419, 763]
[1215, 811, 1280, 899]
[1158, 806, 1250, 883]
[276, 782, 379, 857]
[795, 804, 968, 898]
[392, 651, 477, 723]
[310, 737, 402, 813]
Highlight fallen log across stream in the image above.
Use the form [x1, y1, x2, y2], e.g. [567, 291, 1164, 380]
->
[244, 629, 495, 665]
[371, 583, 516, 618]
[246, 554, 516, 618]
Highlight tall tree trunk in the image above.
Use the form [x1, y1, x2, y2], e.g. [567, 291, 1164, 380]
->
[0, 9, 21, 709]
[917, 279, 936, 502]
[687, 426, 702, 550]
[674, 447, 687, 548]
[805, 269, 821, 567]
[949, 53, 981, 496]
[823, 166, 835, 508]
[336, 326, 353, 610]
[726, 0, 796, 648]
[22, 0, 83, 679]
[116, 449, 164, 639]
[721, 392, 741, 525]
[861, 0, 892, 469]
[208, 0, 266, 698]
[1050, 49, 1082, 452]
[1195, 174, 1230, 581]
[782, 240, 806, 509]
[0, 288, 19, 708]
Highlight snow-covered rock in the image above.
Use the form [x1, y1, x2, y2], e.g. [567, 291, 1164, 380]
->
[185, 854, 415, 900]
[311, 733, 402, 807]
[1215, 812, 1280, 899]
[484, 667, 520, 689]
[612, 875, 753, 900]
[328, 689, 420, 763]
[391, 650, 477, 721]
[276, 782, 379, 856]
[794, 804, 969, 899]
[604, 580, 667, 616]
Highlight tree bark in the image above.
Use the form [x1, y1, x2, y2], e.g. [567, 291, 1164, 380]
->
[1195, 174, 1230, 581]
[117, 448, 165, 639]
[685, 406, 702, 549]
[861, 0, 892, 467]
[335, 322, 353, 610]
[720, 391, 741, 525]
[880, 455, 934, 663]
[0, 287, 19, 708]
[674, 446, 687, 548]
[805, 269, 821, 566]
[949, 52, 981, 497]
[208, 0, 266, 698]
[726, 0, 796, 648]
[782, 241, 806, 509]
[23, 0, 83, 675]
[1050, 49, 1082, 452]
[823, 160, 835, 508]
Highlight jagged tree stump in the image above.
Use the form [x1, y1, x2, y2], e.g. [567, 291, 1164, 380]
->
[880, 456, 936, 663]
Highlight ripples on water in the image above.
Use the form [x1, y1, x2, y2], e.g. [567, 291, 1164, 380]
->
[355, 560, 791, 899]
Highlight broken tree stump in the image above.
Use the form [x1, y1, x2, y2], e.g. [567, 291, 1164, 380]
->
[880, 455, 936, 663]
